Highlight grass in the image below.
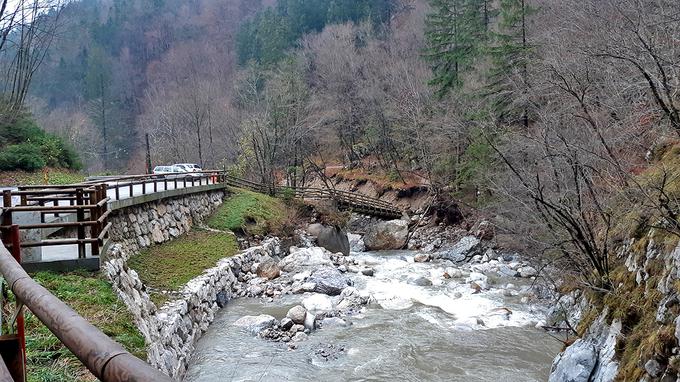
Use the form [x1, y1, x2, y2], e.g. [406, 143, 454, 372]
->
[207, 188, 289, 236]
[22, 271, 145, 382]
[0, 169, 85, 186]
[128, 230, 239, 291]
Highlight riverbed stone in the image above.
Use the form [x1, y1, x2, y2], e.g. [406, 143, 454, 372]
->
[233, 314, 277, 335]
[363, 219, 409, 250]
[286, 305, 307, 324]
[308, 267, 351, 296]
[256, 257, 281, 280]
[437, 236, 481, 262]
[348, 233, 365, 252]
[317, 226, 350, 256]
[303, 293, 334, 313]
[279, 247, 334, 272]
[519, 266, 538, 278]
[280, 317, 294, 331]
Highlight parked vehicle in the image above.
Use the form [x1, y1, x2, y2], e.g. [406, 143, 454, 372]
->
[152, 166, 174, 174]
[153, 165, 188, 178]
[174, 163, 202, 172]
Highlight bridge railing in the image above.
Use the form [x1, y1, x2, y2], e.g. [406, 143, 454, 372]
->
[0, 225, 172, 381]
[82, 170, 401, 218]
[1, 185, 111, 259]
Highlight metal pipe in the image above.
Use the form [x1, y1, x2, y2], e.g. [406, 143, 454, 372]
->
[0, 247, 172, 381]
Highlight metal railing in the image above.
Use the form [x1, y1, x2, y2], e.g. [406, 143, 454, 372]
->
[0, 225, 171, 381]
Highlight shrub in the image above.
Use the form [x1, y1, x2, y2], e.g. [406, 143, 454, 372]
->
[0, 144, 46, 171]
[0, 114, 82, 171]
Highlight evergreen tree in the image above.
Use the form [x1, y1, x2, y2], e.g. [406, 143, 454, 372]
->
[486, 0, 535, 127]
[424, 0, 489, 97]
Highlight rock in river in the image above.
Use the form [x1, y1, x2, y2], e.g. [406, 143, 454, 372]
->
[286, 305, 307, 324]
[363, 219, 409, 250]
[308, 267, 352, 296]
[233, 315, 277, 335]
[303, 293, 334, 313]
[316, 226, 350, 256]
[256, 257, 281, 280]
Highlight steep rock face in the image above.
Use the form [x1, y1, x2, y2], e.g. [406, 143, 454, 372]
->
[549, 312, 620, 382]
[550, 232, 680, 381]
[363, 219, 409, 250]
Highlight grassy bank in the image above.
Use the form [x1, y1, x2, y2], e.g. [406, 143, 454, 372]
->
[208, 188, 290, 236]
[24, 271, 145, 382]
[129, 230, 239, 293]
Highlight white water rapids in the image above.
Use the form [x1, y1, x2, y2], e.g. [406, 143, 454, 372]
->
[184, 250, 561, 381]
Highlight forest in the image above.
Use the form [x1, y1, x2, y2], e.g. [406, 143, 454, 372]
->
[1, 0, 679, 289]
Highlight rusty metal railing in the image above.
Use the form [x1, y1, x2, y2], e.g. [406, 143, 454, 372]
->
[0, 225, 171, 381]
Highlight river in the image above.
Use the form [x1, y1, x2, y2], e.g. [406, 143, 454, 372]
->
[184, 250, 561, 381]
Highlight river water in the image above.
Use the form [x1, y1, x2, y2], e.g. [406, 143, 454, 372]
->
[185, 250, 561, 382]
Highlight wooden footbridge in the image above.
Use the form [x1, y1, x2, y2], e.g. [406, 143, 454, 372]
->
[0, 170, 401, 381]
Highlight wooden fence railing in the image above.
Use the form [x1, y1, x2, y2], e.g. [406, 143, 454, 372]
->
[0, 185, 110, 259]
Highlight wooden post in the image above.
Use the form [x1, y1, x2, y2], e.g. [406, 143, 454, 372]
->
[115, 185, 120, 201]
[76, 189, 85, 259]
[8, 224, 26, 382]
[142, 181, 146, 195]
[100, 184, 109, 245]
[153, 178, 157, 193]
[89, 187, 100, 258]
[128, 183, 133, 199]
[2, 191, 12, 229]
[164, 178, 168, 191]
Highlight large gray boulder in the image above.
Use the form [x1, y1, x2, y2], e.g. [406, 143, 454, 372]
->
[437, 236, 481, 262]
[317, 226, 350, 256]
[548, 339, 597, 382]
[278, 247, 333, 272]
[308, 267, 352, 296]
[233, 315, 277, 335]
[363, 219, 409, 250]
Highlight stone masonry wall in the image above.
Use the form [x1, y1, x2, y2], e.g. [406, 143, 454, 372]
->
[104, 239, 280, 380]
[107, 190, 225, 257]
[101, 188, 281, 380]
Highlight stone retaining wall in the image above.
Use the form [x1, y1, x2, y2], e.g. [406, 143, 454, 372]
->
[104, 239, 280, 379]
[101, 188, 285, 379]
[107, 190, 225, 257]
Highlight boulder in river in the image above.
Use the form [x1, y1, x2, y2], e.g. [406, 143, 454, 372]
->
[348, 233, 365, 253]
[303, 293, 334, 313]
[287, 305, 308, 324]
[233, 315, 277, 335]
[437, 236, 481, 262]
[279, 247, 333, 272]
[308, 267, 352, 296]
[317, 226, 350, 256]
[363, 219, 409, 250]
[256, 257, 281, 280]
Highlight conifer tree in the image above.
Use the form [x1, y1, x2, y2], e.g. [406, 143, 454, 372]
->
[486, 0, 535, 127]
[424, 0, 489, 97]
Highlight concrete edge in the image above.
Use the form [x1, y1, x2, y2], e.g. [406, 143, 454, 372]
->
[22, 257, 100, 273]
[109, 183, 228, 211]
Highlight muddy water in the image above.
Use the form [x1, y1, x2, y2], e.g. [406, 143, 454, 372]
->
[185, 251, 561, 382]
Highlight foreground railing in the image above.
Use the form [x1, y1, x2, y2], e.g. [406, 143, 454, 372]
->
[0, 225, 171, 381]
